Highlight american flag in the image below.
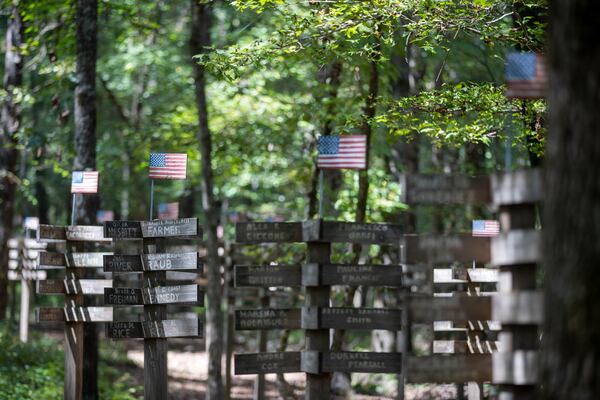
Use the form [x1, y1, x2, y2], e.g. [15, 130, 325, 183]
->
[472, 220, 500, 237]
[317, 135, 367, 170]
[158, 202, 179, 220]
[96, 210, 114, 223]
[149, 153, 187, 180]
[71, 171, 98, 193]
[505, 52, 546, 99]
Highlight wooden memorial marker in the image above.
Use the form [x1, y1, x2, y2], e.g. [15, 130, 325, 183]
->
[104, 252, 201, 272]
[234, 265, 302, 287]
[408, 295, 492, 323]
[37, 224, 67, 241]
[105, 285, 203, 306]
[302, 307, 402, 331]
[403, 174, 490, 205]
[107, 319, 203, 339]
[303, 220, 403, 244]
[404, 234, 491, 264]
[39, 251, 111, 268]
[235, 222, 303, 243]
[104, 218, 201, 239]
[235, 309, 301, 330]
[38, 279, 112, 295]
[406, 355, 492, 383]
[234, 352, 302, 375]
[305, 263, 404, 287]
[302, 351, 402, 374]
[36, 306, 114, 322]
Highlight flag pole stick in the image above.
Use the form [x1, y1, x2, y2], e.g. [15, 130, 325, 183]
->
[318, 169, 324, 219]
[149, 179, 155, 220]
[70, 194, 76, 226]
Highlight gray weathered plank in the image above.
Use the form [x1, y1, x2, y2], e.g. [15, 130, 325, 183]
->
[405, 355, 492, 383]
[8, 270, 47, 281]
[36, 306, 114, 322]
[408, 295, 491, 323]
[104, 218, 201, 239]
[491, 230, 541, 266]
[234, 352, 302, 375]
[37, 225, 66, 241]
[104, 285, 204, 306]
[302, 351, 402, 374]
[66, 226, 111, 242]
[491, 169, 542, 206]
[39, 252, 111, 268]
[235, 309, 301, 330]
[492, 292, 543, 325]
[405, 234, 491, 263]
[234, 265, 301, 287]
[313, 263, 404, 287]
[302, 307, 402, 330]
[107, 319, 203, 339]
[104, 252, 201, 272]
[235, 222, 303, 243]
[37, 279, 112, 295]
[433, 340, 500, 354]
[303, 220, 403, 244]
[492, 351, 538, 385]
[404, 174, 490, 205]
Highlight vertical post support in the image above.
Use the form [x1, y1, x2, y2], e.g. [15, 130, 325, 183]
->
[19, 278, 30, 343]
[142, 237, 168, 400]
[253, 288, 268, 400]
[305, 224, 331, 400]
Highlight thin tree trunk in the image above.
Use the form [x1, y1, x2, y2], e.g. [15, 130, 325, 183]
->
[542, 1, 600, 399]
[74, 1, 99, 398]
[0, 1, 24, 320]
[191, 2, 223, 398]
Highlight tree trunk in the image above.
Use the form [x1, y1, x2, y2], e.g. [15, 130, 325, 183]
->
[191, 2, 223, 398]
[74, 1, 99, 398]
[542, 1, 600, 398]
[0, 1, 24, 320]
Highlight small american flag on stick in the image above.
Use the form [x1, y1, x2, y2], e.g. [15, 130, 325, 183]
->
[505, 52, 546, 99]
[317, 135, 367, 170]
[472, 220, 500, 237]
[149, 153, 187, 180]
[158, 202, 179, 220]
[71, 171, 98, 194]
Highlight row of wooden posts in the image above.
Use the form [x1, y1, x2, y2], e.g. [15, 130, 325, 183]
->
[9, 167, 542, 400]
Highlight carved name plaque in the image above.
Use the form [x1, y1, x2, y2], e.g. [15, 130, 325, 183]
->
[234, 352, 302, 375]
[103, 252, 201, 272]
[104, 285, 203, 306]
[38, 279, 112, 295]
[107, 319, 203, 339]
[235, 309, 301, 330]
[36, 306, 114, 322]
[406, 355, 492, 383]
[408, 295, 492, 323]
[303, 220, 403, 244]
[405, 174, 490, 205]
[39, 252, 111, 268]
[234, 265, 301, 287]
[235, 222, 303, 243]
[306, 264, 403, 287]
[104, 218, 200, 239]
[405, 234, 491, 263]
[304, 307, 402, 331]
[66, 226, 110, 242]
[321, 352, 402, 373]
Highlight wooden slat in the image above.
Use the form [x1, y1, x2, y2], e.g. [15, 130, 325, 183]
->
[303, 307, 402, 331]
[434, 268, 498, 284]
[491, 169, 542, 206]
[235, 222, 303, 243]
[434, 320, 501, 332]
[106, 319, 203, 339]
[493, 351, 538, 385]
[37, 225, 66, 241]
[492, 230, 541, 266]
[37, 279, 112, 295]
[404, 174, 490, 204]
[405, 234, 491, 263]
[433, 340, 500, 354]
[234, 265, 301, 287]
[39, 252, 111, 268]
[104, 218, 201, 239]
[234, 352, 302, 375]
[408, 295, 491, 323]
[8, 270, 47, 281]
[235, 309, 301, 330]
[66, 226, 111, 242]
[405, 355, 492, 383]
[317, 264, 404, 287]
[492, 292, 543, 325]
[36, 307, 113, 322]
[302, 351, 402, 374]
[104, 252, 201, 272]
[104, 285, 204, 306]
[304, 220, 403, 244]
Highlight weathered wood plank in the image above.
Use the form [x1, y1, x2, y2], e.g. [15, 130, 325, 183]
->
[235, 309, 301, 330]
[303, 220, 404, 244]
[104, 252, 202, 272]
[104, 285, 204, 306]
[106, 319, 203, 339]
[104, 218, 201, 239]
[37, 279, 112, 295]
[491, 230, 541, 266]
[405, 355, 492, 383]
[434, 320, 501, 332]
[36, 307, 114, 322]
[492, 351, 538, 385]
[492, 292, 543, 325]
[404, 174, 490, 205]
[234, 265, 301, 287]
[434, 268, 498, 284]
[235, 222, 303, 243]
[8, 270, 47, 281]
[405, 234, 491, 263]
[302, 351, 402, 374]
[302, 307, 402, 331]
[308, 263, 404, 287]
[491, 169, 542, 206]
[408, 295, 491, 323]
[234, 352, 302, 375]
[66, 226, 111, 242]
[433, 340, 500, 354]
[39, 252, 112, 268]
[37, 225, 66, 241]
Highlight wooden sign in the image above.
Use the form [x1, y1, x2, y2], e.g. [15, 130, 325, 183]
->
[107, 319, 203, 339]
[406, 355, 492, 383]
[408, 295, 491, 323]
[492, 291, 543, 325]
[8, 270, 47, 281]
[492, 350, 538, 385]
[301, 351, 402, 374]
[491, 230, 540, 266]
[104, 252, 201, 272]
[66, 226, 110, 242]
[235, 309, 301, 330]
[434, 268, 498, 284]
[36, 306, 113, 322]
[235, 222, 303, 243]
[39, 252, 111, 268]
[404, 234, 491, 263]
[37, 279, 112, 295]
[37, 225, 66, 241]
[104, 285, 203, 306]
[104, 218, 200, 239]
[491, 168, 542, 206]
[303, 220, 403, 244]
[304, 263, 404, 287]
[234, 265, 301, 287]
[234, 352, 302, 375]
[433, 340, 499, 354]
[403, 174, 490, 205]
[302, 307, 402, 331]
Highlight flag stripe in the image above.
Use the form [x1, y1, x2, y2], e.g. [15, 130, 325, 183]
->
[71, 171, 98, 194]
[317, 135, 367, 170]
[149, 153, 188, 180]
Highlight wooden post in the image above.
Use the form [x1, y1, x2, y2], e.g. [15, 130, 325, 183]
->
[253, 288, 269, 400]
[224, 241, 234, 400]
[142, 237, 168, 400]
[19, 278, 30, 343]
[305, 236, 331, 400]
